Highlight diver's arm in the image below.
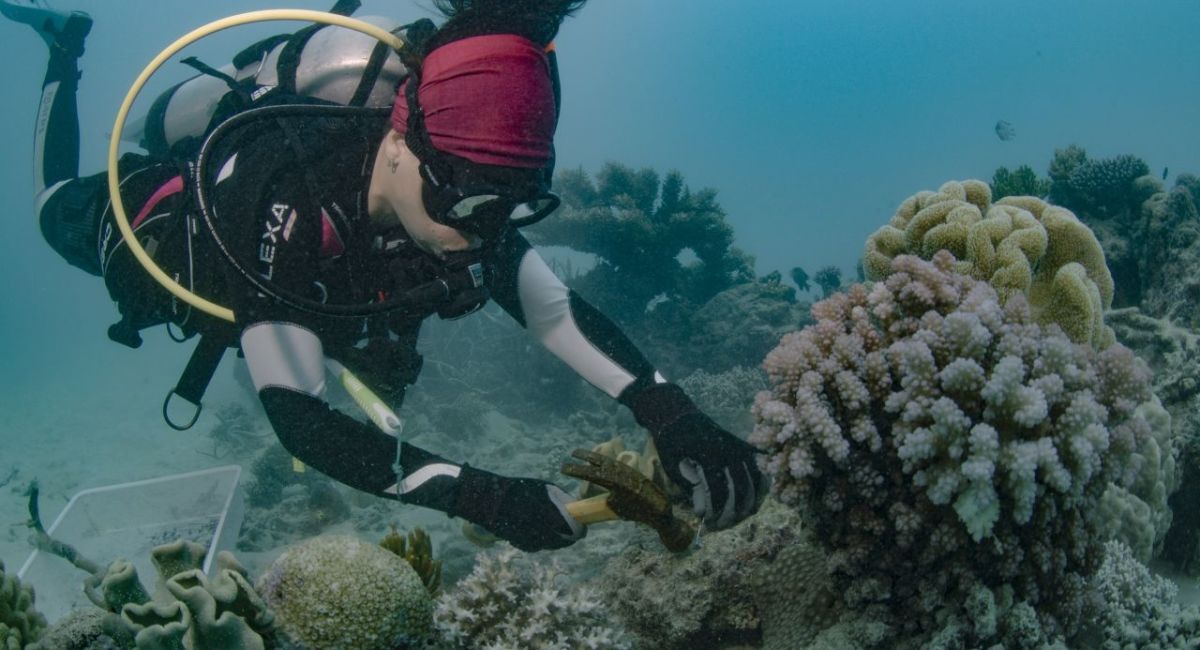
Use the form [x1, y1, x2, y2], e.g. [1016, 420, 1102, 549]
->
[485, 231, 768, 530]
[240, 322, 403, 496]
[485, 231, 665, 399]
[238, 320, 584, 549]
[215, 137, 411, 498]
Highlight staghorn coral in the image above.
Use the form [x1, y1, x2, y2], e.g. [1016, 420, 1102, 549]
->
[1, 559, 47, 649]
[1047, 146, 1158, 222]
[433, 545, 629, 650]
[256, 534, 432, 650]
[750, 252, 1176, 645]
[863, 179, 1115, 348]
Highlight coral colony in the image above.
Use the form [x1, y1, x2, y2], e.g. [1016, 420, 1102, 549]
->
[10, 155, 1200, 649]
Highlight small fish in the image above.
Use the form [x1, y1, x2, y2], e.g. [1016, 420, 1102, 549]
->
[994, 120, 1016, 141]
[1163, 166, 1169, 181]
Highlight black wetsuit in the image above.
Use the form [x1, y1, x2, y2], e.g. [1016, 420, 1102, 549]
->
[33, 26, 666, 533]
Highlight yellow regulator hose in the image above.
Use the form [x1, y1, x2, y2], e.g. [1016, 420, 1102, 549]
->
[106, 10, 405, 323]
[107, 12, 631, 533]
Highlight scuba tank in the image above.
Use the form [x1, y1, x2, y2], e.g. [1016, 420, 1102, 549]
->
[122, 15, 407, 158]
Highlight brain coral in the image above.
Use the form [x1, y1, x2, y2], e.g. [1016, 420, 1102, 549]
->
[750, 251, 1174, 642]
[863, 180, 1115, 349]
[256, 535, 433, 650]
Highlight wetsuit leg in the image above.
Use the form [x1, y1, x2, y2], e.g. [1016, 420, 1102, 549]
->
[28, 10, 104, 275]
[32, 10, 91, 195]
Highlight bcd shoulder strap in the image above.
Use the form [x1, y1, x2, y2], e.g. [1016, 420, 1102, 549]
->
[163, 328, 237, 431]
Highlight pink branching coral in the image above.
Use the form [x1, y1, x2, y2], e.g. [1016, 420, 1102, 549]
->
[750, 251, 1172, 643]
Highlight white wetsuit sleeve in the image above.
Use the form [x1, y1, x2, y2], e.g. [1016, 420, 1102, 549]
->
[487, 233, 664, 399]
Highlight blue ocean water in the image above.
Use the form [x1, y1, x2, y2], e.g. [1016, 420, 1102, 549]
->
[0, 0, 1198, 643]
[3, 1, 1198, 376]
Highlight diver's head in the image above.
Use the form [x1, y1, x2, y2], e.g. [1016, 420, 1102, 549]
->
[431, 0, 589, 46]
[369, 28, 560, 249]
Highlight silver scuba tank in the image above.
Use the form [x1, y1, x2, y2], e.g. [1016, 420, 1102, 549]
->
[255, 15, 406, 108]
[123, 15, 406, 155]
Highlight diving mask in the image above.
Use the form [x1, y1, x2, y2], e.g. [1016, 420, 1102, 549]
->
[418, 160, 559, 241]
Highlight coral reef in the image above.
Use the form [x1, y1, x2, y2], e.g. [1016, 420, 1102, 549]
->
[862, 179, 1115, 348]
[1109, 308, 1200, 576]
[593, 498, 812, 649]
[26, 608, 120, 650]
[752, 537, 842, 649]
[797, 583, 1073, 650]
[239, 444, 352, 552]
[433, 545, 629, 649]
[380, 526, 442, 595]
[813, 266, 843, 298]
[1082, 540, 1200, 648]
[1041, 147, 1184, 311]
[531, 163, 755, 326]
[676, 365, 769, 434]
[750, 252, 1177, 644]
[77, 539, 277, 650]
[1, 558, 47, 649]
[120, 567, 274, 650]
[1047, 147, 1152, 219]
[681, 273, 811, 374]
[990, 164, 1050, 200]
[1046, 144, 1088, 207]
[256, 534, 433, 650]
[1131, 176, 1200, 324]
[27, 609, 101, 650]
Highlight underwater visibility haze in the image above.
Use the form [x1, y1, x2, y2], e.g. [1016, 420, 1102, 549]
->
[1, 0, 1199, 648]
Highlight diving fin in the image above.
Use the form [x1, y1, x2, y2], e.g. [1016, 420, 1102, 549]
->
[0, 0, 90, 54]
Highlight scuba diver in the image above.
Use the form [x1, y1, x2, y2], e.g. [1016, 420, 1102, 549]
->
[4, 0, 767, 552]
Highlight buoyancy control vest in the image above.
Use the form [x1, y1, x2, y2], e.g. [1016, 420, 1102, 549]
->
[109, 2, 418, 429]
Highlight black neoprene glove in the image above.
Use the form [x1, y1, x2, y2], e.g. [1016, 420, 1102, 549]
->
[395, 443, 585, 552]
[625, 382, 768, 530]
[452, 467, 586, 552]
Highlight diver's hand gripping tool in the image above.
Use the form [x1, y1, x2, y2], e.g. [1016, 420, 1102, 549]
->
[562, 449, 697, 553]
